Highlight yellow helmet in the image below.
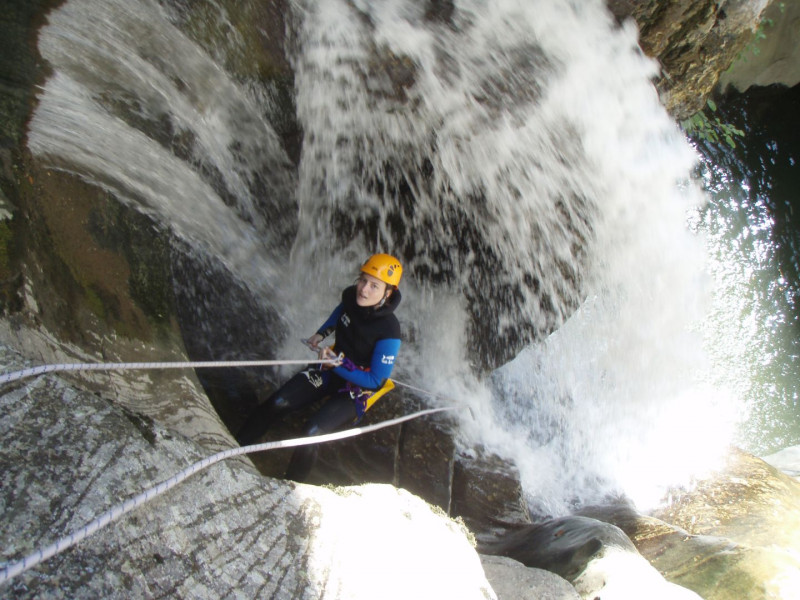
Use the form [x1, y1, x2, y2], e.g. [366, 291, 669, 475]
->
[361, 253, 403, 287]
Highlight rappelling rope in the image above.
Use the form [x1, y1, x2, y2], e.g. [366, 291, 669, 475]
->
[0, 358, 341, 385]
[393, 378, 446, 399]
[393, 378, 477, 420]
[0, 405, 458, 585]
[0, 355, 465, 583]
[0, 361, 459, 411]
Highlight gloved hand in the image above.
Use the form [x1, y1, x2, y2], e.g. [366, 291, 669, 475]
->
[305, 333, 324, 350]
[319, 346, 343, 369]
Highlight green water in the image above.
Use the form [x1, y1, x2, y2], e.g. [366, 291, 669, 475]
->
[696, 83, 800, 455]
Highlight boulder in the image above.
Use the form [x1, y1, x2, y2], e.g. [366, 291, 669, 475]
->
[480, 516, 701, 599]
[578, 456, 800, 600]
[0, 343, 498, 599]
[653, 447, 800, 553]
[479, 554, 580, 600]
[480, 516, 637, 581]
[571, 546, 703, 600]
[762, 444, 800, 479]
[646, 448, 800, 600]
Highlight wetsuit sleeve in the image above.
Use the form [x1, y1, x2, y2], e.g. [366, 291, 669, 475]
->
[316, 303, 343, 339]
[333, 338, 401, 389]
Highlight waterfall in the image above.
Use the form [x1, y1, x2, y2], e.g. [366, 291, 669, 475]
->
[288, 0, 734, 513]
[28, 0, 297, 299]
[28, 0, 739, 515]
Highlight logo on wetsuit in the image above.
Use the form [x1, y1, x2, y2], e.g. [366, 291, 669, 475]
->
[303, 370, 324, 388]
[381, 354, 395, 365]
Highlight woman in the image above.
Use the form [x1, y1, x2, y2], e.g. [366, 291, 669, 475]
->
[236, 253, 403, 482]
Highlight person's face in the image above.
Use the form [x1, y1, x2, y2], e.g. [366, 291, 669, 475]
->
[356, 273, 389, 307]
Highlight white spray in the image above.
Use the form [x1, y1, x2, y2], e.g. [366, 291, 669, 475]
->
[289, 0, 736, 514]
[29, 0, 739, 514]
[29, 0, 296, 297]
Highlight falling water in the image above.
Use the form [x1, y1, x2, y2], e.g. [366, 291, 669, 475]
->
[28, 0, 297, 299]
[287, 0, 731, 514]
[28, 0, 738, 515]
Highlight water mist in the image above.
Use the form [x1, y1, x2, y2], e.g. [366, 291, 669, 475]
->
[287, 0, 734, 514]
[27, 0, 739, 515]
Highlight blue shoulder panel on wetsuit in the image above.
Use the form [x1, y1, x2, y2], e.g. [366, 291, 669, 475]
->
[317, 303, 343, 337]
[334, 338, 401, 389]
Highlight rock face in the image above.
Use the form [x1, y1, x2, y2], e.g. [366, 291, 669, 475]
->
[763, 444, 800, 478]
[319, 403, 527, 546]
[240, 391, 532, 545]
[480, 516, 702, 600]
[479, 555, 580, 600]
[577, 450, 800, 600]
[654, 448, 800, 551]
[0, 342, 497, 599]
[650, 449, 800, 599]
[718, 0, 800, 91]
[606, 0, 772, 118]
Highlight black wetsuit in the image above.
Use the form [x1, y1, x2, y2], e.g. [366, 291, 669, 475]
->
[236, 285, 402, 481]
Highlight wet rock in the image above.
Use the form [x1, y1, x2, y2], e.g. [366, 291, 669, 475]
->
[571, 546, 703, 600]
[300, 392, 438, 487]
[581, 506, 800, 600]
[481, 516, 701, 599]
[0, 344, 498, 599]
[288, 397, 532, 546]
[480, 554, 580, 600]
[452, 447, 532, 543]
[240, 390, 456, 500]
[577, 504, 743, 598]
[481, 516, 636, 581]
[237, 389, 533, 548]
[654, 448, 800, 552]
[0, 0, 61, 148]
[644, 447, 800, 600]
[762, 444, 800, 479]
[396, 412, 456, 510]
[0, 164, 241, 455]
[307, 410, 402, 486]
[718, 0, 800, 91]
[578, 451, 800, 600]
[607, 0, 770, 118]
